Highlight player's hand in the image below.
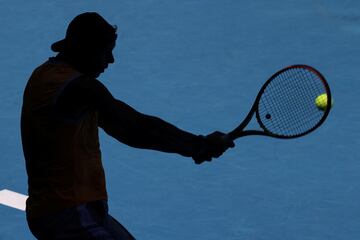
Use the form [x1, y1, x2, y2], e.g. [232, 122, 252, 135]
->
[193, 131, 235, 164]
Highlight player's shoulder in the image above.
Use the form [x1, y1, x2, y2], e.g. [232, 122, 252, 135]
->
[71, 75, 108, 92]
[72, 76, 115, 103]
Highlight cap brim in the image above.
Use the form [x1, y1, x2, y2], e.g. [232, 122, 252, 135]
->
[51, 39, 66, 52]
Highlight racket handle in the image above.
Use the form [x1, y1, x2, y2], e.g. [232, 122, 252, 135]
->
[221, 134, 235, 148]
[227, 129, 243, 140]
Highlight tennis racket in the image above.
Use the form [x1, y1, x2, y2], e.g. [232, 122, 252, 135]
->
[227, 65, 332, 140]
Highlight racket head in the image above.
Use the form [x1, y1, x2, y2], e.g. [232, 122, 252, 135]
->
[255, 65, 332, 139]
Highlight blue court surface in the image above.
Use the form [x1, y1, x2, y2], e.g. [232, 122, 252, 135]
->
[1, 0, 359, 239]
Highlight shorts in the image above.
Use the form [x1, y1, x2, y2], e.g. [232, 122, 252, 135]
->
[27, 200, 135, 240]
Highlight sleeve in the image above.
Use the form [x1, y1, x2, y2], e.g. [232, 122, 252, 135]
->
[56, 76, 205, 157]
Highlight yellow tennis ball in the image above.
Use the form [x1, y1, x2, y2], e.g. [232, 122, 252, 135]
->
[315, 93, 333, 111]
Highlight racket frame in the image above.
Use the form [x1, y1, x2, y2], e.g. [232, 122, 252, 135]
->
[228, 65, 332, 140]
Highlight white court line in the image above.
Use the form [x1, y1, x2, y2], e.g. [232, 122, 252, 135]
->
[0, 189, 28, 211]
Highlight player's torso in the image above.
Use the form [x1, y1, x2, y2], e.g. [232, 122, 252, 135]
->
[21, 58, 107, 218]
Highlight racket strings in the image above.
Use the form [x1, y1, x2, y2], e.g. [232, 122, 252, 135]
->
[272, 69, 324, 135]
[280, 69, 325, 134]
[258, 67, 328, 137]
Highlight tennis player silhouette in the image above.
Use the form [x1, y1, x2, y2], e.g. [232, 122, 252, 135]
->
[21, 12, 234, 239]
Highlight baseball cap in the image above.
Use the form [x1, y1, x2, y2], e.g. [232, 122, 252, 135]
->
[51, 12, 117, 52]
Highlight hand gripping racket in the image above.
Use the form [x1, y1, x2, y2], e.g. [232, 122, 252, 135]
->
[227, 65, 332, 140]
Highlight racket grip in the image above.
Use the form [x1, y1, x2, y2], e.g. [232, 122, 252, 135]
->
[221, 134, 235, 148]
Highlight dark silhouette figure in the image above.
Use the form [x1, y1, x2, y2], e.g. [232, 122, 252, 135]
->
[21, 12, 234, 239]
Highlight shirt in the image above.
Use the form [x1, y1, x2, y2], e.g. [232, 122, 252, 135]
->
[21, 57, 203, 218]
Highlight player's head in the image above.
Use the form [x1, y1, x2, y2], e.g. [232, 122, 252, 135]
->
[51, 12, 117, 77]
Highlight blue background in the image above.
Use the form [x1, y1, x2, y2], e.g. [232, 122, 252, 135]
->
[0, 0, 359, 239]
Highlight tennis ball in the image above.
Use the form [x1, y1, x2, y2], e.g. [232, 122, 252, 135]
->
[315, 93, 333, 111]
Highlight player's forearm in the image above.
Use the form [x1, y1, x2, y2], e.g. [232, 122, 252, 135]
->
[133, 114, 204, 157]
[101, 111, 204, 157]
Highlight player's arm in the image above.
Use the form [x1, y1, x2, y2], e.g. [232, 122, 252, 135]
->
[92, 80, 202, 157]
[100, 99, 204, 157]
[94, 82, 234, 162]
[55, 77, 234, 163]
